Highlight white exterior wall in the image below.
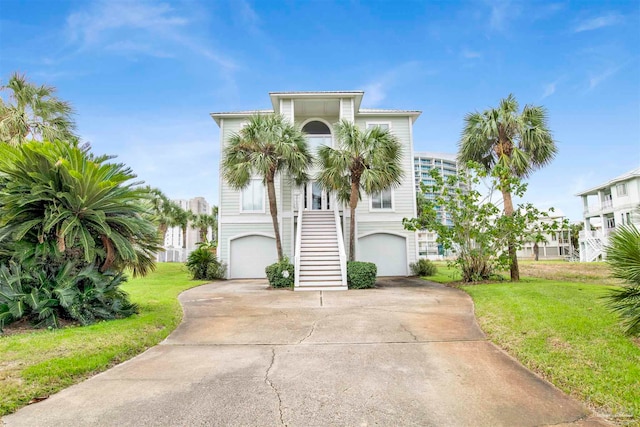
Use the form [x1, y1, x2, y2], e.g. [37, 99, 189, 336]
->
[213, 92, 420, 278]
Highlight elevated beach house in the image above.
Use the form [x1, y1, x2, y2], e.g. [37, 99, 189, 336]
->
[211, 91, 420, 289]
[576, 167, 640, 262]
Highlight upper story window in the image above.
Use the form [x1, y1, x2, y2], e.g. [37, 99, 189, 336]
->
[366, 122, 391, 131]
[302, 120, 332, 150]
[616, 183, 628, 197]
[371, 188, 393, 210]
[241, 179, 264, 212]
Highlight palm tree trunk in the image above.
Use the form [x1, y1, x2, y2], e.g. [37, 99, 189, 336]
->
[266, 177, 283, 260]
[348, 179, 359, 262]
[501, 186, 520, 281]
[182, 225, 187, 249]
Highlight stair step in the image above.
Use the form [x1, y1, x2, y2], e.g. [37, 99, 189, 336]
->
[300, 275, 343, 282]
[301, 247, 339, 253]
[294, 286, 347, 292]
[300, 242, 338, 247]
[300, 269, 341, 276]
[300, 254, 340, 264]
[300, 260, 341, 266]
[301, 239, 338, 243]
[299, 264, 341, 270]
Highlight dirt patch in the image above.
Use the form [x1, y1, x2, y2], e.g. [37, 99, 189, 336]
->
[1, 318, 79, 337]
[516, 262, 621, 285]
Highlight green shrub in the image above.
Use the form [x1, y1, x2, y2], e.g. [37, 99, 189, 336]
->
[410, 258, 438, 276]
[0, 261, 137, 330]
[347, 261, 377, 289]
[266, 258, 294, 288]
[186, 247, 226, 280]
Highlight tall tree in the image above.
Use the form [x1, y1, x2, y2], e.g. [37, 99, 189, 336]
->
[0, 72, 76, 145]
[222, 114, 312, 260]
[458, 94, 557, 281]
[173, 207, 191, 249]
[148, 188, 181, 241]
[192, 212, 217, 243]
[317, 120, 403, 261]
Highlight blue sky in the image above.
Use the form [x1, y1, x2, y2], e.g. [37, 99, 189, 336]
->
[1, 0, 638, 221]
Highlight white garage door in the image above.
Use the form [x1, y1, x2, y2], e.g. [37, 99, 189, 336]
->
[230, 235, 277, 279]
[358, 233, 408, 276]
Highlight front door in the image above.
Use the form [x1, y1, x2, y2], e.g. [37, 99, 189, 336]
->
[304, 181, 330, 210]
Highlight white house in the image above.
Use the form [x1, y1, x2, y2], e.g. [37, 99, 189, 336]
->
[576, 167, 640, 262]
[211, 91, 420, 290]
[158, 197, 212, 262]
[516, 209, 575, 261]
[413, 151, 460, 259]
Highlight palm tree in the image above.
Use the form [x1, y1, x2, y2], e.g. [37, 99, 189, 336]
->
[148, 188, 181, 241]
[192, 212, 217, 243]
[222, 114, 312, 260]
[0, 72, 76, 145]
[173, 207, 191, 249]
[0, 140, 161, 277]
[458, 94, 557, 281]
[317, 119, 403, 261]
[605, 223, 640, 335]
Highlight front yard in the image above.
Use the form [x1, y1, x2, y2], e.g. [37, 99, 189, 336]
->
[425, 260, 639, 424]
[0, 263, 207, 416]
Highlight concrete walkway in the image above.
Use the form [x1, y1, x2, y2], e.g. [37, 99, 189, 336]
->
[3, 278, 609, 426]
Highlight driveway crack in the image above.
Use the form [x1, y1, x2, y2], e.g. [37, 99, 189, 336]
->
[298, 320, 319, 344]
[400, 324, 419, 342]
[265, 347, 285, 426]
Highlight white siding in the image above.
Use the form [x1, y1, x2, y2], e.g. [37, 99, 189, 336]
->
[340, 98, 354, 122]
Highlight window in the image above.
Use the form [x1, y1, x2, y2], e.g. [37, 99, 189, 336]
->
[241, 179, 264, 212]
[616, 183, 628, 197]
[366, 122, 390, 131]
[371, 189, 392, 209]
[302, 120, 332, 150]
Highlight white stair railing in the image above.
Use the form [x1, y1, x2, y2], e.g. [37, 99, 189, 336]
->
[331, 193, 348, 287]
[294, 192, 304, 288]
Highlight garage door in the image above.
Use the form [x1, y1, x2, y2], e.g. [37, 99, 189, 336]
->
[358, 233, 408, 276]
[230, 235, 277, 279]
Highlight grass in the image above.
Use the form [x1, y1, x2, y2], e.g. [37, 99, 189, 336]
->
[0, 263, 208, 416]
[421, 261, 639, 423]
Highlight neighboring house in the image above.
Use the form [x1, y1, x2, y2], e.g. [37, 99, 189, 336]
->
[516, 209, 575, 261]
[576, 167, 640, 262]
[211, 91, 420, 289]
[413, 151, 460, 259]
[158, 197, 212, 262]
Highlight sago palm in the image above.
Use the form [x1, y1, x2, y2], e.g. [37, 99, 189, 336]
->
[222, 114, 312, 260]
[0, 140, 161, 277]
[605, 224, 640, 335]
[458, 94, 557, 281]
[0, 72, 76, 145]
[317, 119, 403, 261]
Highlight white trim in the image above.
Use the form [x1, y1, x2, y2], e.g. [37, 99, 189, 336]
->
[369, 188, 395, 212]
[218, 118, 224, 260]
[356, 230, 409, 276]
[409, 115, 419, 262]
[239, 178, 266, 213]
[365, 120, 392, 131]
[227, 232, 276, 280]
[219, 216, 272, 224]
[350, 98, 355, 122]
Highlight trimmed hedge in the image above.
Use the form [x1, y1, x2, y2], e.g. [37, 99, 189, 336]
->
[347, 261, 377, 289]
[266, 258, 295, 288]
[410, 258, 438, 276]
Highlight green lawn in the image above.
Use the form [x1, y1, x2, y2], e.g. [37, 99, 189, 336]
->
[422, 263, 639, 423]
[0, 263, 208, 416]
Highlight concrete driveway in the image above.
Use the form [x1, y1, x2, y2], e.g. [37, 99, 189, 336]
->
[3, 278, 609, 427]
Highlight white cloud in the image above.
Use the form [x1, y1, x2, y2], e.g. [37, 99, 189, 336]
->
[541, 81, 557, 99]
[360, 61, 427, 107]
[588, 66, 620, 90]
[574, 13, 623, 33]
[65, 0, 236, 70]
[461, 49, 482, 59]
[487, 0, 520, 32]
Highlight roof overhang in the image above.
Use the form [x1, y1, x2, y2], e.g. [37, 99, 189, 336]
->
[358, 109, 422, 123]
[209, 109, 273, 126]
[269, 91, 364, 112]
[575, 167, 640, 196]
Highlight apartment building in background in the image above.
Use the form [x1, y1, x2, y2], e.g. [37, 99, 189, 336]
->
[159, 196, 212, 262]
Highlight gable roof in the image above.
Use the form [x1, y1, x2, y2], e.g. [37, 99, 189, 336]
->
[575, 167, 640, 196]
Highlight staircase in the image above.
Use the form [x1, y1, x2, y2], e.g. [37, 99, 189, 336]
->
[295, 210, 347, 291]
[584, 235, 604, 262]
